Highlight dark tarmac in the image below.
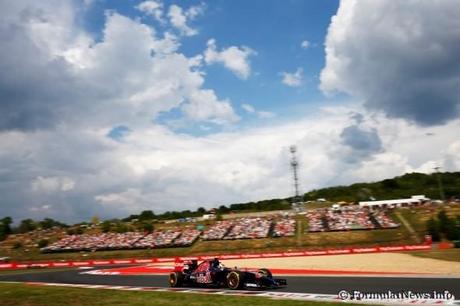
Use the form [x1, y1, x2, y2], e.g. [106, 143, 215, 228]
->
[1, 266, 459, 297]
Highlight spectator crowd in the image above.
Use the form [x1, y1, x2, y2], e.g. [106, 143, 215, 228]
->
[42, 217, 301, 252]
[272, 218, 296, 237]
[201, 221, 233, 240]
[224, 217, 271, 240]
[171, 228, 201, 246]
[306, 206, 400, 232]
[43, 232, 145, 252]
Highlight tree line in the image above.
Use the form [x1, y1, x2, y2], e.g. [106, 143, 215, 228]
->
[427, 210, 460, 242]
[303, 172, 460, 202]
[0, 217, 67, 241]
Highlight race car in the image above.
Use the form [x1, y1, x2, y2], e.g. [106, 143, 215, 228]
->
[168, 258, 287, 290]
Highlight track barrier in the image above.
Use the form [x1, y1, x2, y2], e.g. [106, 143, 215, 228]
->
[0, 243, 433, 270]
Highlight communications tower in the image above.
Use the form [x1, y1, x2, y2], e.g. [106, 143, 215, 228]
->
[290, 145, 301, 206]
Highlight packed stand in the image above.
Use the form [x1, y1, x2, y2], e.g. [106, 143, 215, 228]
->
[326, 207, 375, 231]
[224, 217, 271, 239]
[306, 206, 399, 232]
[133, 229, 181, 248]
[172, 229, 201, 246]
[306, 210, 327, 232]
[272, 218, 296, 237]
[41, 235, 79, 252]
[372, 211, 400, 228]
[201, 221, 234, 240]
[42, 232, 145, 252]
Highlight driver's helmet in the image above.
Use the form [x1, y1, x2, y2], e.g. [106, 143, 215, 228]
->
[211, 258, 220, 269]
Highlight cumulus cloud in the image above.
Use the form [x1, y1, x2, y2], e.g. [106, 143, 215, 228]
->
[0, 1, 236, 131]
[1, 104, 460, 222]
[136, 0, 164, 22]
[167, 4, 204, 36]
[181, 90, 239, 124]
[204, 39, 256, 80]
[320, 0, 460, 126]
[281, 68, 304, 87]
[340, 125, 383, 164]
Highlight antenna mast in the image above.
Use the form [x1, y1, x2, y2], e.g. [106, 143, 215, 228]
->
[290, 145, 300, 205]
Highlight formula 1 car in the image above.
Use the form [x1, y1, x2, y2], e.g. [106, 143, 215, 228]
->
[168, 258, 287, 290]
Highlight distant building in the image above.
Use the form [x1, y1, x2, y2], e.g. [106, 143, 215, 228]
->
[202, 214, 216, 220]
[359, 195, 430, 208]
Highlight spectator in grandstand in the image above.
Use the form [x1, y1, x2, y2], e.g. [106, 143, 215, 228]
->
[224, 217, 271, 240]
[273, 218, 296, 237]
[201, 221, 233, 240]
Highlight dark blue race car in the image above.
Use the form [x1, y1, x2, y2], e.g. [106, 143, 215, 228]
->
[168, 258, 287, 290]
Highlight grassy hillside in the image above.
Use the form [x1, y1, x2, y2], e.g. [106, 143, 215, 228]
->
[303, 172, 460, 202]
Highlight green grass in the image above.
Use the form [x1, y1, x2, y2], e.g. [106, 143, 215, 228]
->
[408, 249, 460, 262]
[0, 282, 364, 306]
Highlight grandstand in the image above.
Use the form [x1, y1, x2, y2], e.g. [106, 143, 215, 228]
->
[201, 221, 233, 240]
[224, 217, 271, 240]
[305, 206, 399, 232]
[16, 209, 401, 253]
[272, 218, 296, 237]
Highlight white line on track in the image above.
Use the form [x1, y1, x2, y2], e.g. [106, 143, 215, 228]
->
[1, 281, 459, 305]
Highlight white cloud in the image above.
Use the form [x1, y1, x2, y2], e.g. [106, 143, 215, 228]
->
[30, 204, 52, 212]
[301, 40, 310, 49]
[95, 188, 143, 208]
[181, 89, 240, 124]
[31, 176, 75, 192]
[2, 104, 460, 222]
[320, 0, 460, 126]
[136, 0, 164, 22]
[257, 111, 276, 119]
[241, 103, 255, 113]
[167, 4, 204, 36]
[0, 2, 238, 129]
[281, 68, 303, 87]
[444, 140, 460, 171]
[204, 39, 256, 80]
[241, 103, 275, 119]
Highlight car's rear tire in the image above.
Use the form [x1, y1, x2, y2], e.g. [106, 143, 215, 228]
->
[169, 272, 184, 287]
[227, 271, 243, 290]
[258, 268, 272, 278]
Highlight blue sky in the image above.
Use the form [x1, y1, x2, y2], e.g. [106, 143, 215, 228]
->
[0, 0, 459, 222]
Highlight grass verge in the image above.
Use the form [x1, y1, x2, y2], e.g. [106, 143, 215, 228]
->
[408, 249, 460, 262]
[0, 282, 364, 306]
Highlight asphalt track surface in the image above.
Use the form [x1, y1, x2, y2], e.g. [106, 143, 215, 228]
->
[1, 266, 460, 297]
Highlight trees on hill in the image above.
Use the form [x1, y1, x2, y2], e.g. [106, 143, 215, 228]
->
[0, 217, 12, 241]
[426, 210, 460, 242]
[303, 172, 460, 202]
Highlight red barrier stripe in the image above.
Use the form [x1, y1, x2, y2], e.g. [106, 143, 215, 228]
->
[0, 244, 432, 270]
